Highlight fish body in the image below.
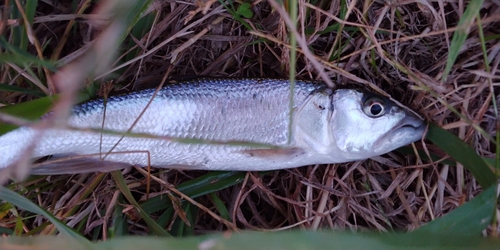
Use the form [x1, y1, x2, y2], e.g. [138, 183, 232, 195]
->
[0, 78, 426, 174]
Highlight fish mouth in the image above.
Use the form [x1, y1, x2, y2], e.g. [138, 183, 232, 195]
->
[374, 112, 427, 153]
[395, 113, 426, 134]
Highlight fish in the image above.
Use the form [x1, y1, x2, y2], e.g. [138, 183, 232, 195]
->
[0, 78, 426, 175]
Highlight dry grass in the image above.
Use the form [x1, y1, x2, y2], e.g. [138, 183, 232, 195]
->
[0, 0, 499, 239]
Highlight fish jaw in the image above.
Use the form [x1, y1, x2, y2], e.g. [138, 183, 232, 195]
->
[372, 109, 426, 154]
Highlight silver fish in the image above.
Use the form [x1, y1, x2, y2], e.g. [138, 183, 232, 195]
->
[0, 78, 425, 174]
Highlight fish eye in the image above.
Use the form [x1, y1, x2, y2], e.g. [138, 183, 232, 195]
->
[363, 97, 385, 117]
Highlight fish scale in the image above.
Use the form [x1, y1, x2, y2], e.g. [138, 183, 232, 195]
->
[0, 78, 426, 174]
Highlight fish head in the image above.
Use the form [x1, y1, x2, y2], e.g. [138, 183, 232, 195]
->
[329, 89, 426, 160]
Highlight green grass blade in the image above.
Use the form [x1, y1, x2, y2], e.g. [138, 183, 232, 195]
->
[24, 0, 38, 24]
[141, 171, 246, 214]
[426, 123, 496, 188]
[3, 230, 500, 249]
[109, 195, 128, 238]
[9, 0, 28, 51]
[176, 171, 247, 197]
[210, 193, 230, 221]
[0, 227, 14, 235]
[125, 12, 155, 61]
[0, 187, 92, 248]
[415, 185, 496, 235]
[13, 210, 23, 236]
[0, 83, 45, 97]
[157, 207, 175, 228]
[139, 171, 246, 232]
[0, 95, 58, 135]
[441, 0, 484, 81]
[119, 0, 154, 44]
[0, 38, 57, 70]
[170, 203, 196, 236]
[0, 235, 90, 250]
[110, 171, 171, 236]
[218, 0, 253, 30]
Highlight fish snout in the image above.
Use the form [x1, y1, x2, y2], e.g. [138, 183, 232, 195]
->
[401, 111, 425, 130]
[373, 109, 427, 154]
[393, 109, 427, 141]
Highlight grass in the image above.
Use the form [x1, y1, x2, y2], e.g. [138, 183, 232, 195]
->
[0, 0, 499, 248]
